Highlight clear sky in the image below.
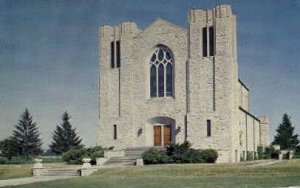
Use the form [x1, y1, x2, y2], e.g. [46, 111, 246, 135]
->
[1, 0, 299, 149]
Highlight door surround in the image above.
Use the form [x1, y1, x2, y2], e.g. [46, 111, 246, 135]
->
[153, 124, 172, 146]
[146, 116, 176, 147]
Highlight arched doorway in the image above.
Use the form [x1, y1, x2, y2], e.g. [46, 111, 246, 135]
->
[147, 117, 175, 146]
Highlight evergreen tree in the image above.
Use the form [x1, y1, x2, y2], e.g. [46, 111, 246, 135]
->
[0, 138, 17, 160]
[272, 113, 299, 150]
[50, 112, 82, 155]
[12, 109, 43, 159]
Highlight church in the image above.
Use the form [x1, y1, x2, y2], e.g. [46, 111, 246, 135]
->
[97, 4, 269, 163]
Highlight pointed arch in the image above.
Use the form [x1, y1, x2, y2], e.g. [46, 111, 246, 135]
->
[149, 45, 174, 98]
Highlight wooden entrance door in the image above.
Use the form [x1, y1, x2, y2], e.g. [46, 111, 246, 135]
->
[164, 125, 171, 146]
[154, 126, 162, 146]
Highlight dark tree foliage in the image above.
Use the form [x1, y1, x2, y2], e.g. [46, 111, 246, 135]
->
[50, 112, 83, 155]
[0, 138, 17, 160]
[12, 109, 43, 159]
[272, 113, 299, 150]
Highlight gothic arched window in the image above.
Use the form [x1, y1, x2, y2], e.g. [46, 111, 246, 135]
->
[150, 46, 174, 98]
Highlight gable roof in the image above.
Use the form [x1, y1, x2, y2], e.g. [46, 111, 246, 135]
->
[136, 18, 186, 37]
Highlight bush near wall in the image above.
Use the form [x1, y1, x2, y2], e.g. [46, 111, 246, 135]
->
[142, 148, 171, 164]
[257, 146, 264, 160]
[256, 146, 280, 160]
[246, 151, 254, 161]
[200, 149, 218, 163]
[62, 146, 112, 165]
[142, 142, 218, 164]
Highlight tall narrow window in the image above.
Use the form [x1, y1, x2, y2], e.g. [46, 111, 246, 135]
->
[116, 40, 121, 68]
[113, 124, 117, 140]
[158, 64, 164, 97]
[207, 120, 211, 137]
[111, 41, 115, 68]
[149, 45, 174, 98]
[202, 27, 207, 57]
[209, 26, 215, 56]
[150, 65, 157, 97]
[166, 63, 173, 96]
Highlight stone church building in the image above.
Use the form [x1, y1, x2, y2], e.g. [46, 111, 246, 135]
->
[98, 4, 269, 163]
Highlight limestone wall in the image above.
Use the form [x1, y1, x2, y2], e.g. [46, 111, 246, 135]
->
[97, 4, 268, 163]
[238, 80, 249, 111]
[188, 5, 239, 163]
[259, 117, 270, 147]
[98, 19, 188, 149]
[238, 108, 261, 160]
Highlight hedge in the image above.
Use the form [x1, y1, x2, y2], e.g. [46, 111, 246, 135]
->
[142, 142, 218, 164]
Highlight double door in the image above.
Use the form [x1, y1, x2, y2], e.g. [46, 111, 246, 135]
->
[154, 125, 171, 146]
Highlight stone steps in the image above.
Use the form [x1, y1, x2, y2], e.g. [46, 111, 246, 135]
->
[103, 147, 160, 167]
[39, 168, 81, 177]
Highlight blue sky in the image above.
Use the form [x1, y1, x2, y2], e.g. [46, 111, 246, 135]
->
[1, 0, 299, 148]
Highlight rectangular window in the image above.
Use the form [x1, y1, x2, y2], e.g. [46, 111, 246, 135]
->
[207, 120, 211, 137]
[113, 124, 117, 140]
[111, 41, 115, 68]
[202, 27, 207, 57]
[209, 26, 215, 56]
[116, 40, 121, 68]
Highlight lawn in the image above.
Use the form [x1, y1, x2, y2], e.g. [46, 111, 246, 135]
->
[0, 164, 32, 180]
[0, 163, 78, 180]
[4, 159, 300, 188]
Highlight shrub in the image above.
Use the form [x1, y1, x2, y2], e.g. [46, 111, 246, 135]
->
[42, 156, 64, 163]
[90, 150, 104, 165]
[264, 146, 274, 159]
[0, 156, 8, 164]
[182, 149, 203, 163]
[200, 149, 218, 163]
[293, 151, 300, 159]
[62, 146, 111, 165]
[8, 156, 33, 164]
[263, 146, 280, 159]
[257, 146, 264, 160]
[166, 141, 191, 163]
[246, 151, 254, 161]
[142, 148, 170, 164]
[62, 148, 86, 164]
[142, 142, 218, 164]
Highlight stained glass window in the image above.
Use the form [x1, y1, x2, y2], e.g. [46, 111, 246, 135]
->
[149, 45, 174, 98]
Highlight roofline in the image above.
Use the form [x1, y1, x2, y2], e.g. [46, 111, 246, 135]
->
[239, 106, 260, 122]
[238, 79, 249, 91]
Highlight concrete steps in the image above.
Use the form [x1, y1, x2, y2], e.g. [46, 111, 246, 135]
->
[39, 168, 81, 176]
[104, 146, 163, 167]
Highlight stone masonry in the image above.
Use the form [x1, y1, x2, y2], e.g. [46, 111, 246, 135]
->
[97, 4, 269, 163]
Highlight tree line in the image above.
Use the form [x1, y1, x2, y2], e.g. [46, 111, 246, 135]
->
[0, 108, 82, 161]
[0, 109, 299, 162]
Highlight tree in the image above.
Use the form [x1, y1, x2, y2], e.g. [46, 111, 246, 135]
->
[0, 138, 17, 160]
[12, 109, 43, 159]
[272, 113, 299, 150]
[50, 112, 82, 155]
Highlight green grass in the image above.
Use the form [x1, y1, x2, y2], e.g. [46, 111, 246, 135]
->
[0, 163, 78, 180]
[0, 164, 32, 180]
[4, 159, 300, 188]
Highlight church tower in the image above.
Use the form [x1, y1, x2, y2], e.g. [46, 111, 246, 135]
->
[98, 4, 267, 163]
[187, 5, 240, 162]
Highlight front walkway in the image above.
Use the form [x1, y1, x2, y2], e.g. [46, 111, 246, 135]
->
[0, 165, 130, 187]
[248, 159, 282, 167]
[0, 176, 76, 187]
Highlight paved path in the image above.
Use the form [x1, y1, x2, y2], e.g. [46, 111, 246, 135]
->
[0, 176, 77, 187]
[248, 160, 282, 167]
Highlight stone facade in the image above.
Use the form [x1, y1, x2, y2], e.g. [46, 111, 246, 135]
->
[97, 4, 269, 163]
